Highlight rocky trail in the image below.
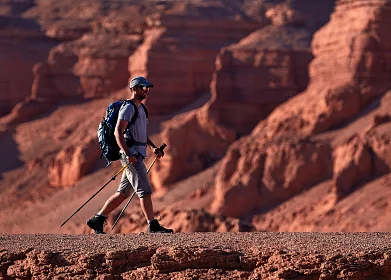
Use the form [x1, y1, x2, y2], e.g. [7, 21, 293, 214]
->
[1, 232, 391, 279]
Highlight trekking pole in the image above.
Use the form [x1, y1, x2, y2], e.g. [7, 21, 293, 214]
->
[60, 162, 131, 227]
[111, 143, 166, 231]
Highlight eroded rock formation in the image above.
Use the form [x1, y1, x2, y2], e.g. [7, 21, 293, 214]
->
[153, 0, 334, 188]
[48, 135, 100, 188]
[2, 0, 391, 235]
[31, 14, 144, 101]
[150, 110, 236, 188]
[129, 3, 265, 115]
[212, 0, 391, 217]
[0, 2, 55, 117]
[209, 26, 312, 136]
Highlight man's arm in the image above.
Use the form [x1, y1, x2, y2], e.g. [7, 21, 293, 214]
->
[147, 137, 164, 158]
[115, 119, 137, 163]
[146, 137, 157, 150]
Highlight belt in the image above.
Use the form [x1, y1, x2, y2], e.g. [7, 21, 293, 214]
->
[120, 151, 144, 159]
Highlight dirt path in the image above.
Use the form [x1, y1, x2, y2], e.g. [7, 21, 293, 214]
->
[1, 233, 391, 279]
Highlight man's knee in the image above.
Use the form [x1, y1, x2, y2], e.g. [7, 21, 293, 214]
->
[117, 190, 129, 199]
[138, 191, 152, 199]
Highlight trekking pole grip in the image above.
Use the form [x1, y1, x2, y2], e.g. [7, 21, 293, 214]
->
[159, 143, 167, 152]
[154, 143, 167, 157]
[147, 143, 166, 173]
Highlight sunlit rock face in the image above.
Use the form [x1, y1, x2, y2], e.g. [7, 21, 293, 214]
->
[212, 0, 391, 218]
[209, 26, 313, 136]
[31, 33, 143, 101]
[208, 0, 335, 135]
[154, 0, 334, 188]
[129, 1, 266, 115]
[28, 1, 167, 104]
[48, 135, 100, 188]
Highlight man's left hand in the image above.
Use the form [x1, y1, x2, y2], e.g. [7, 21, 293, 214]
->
[154, 148, 164, 158]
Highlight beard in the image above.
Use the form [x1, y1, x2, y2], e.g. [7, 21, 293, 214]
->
[135, 92, 147, 100]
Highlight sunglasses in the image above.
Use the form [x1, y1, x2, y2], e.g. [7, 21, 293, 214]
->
[134, 85, 151, 90]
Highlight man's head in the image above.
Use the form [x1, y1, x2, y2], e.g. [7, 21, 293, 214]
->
[129, 76, 154, 101]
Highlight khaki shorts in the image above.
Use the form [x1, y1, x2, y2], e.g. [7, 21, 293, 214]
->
[117, 154, 152, 198]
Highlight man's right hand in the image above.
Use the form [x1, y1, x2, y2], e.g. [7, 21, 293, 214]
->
[154, 148, 164, 158]
[126, 154, 137, 164]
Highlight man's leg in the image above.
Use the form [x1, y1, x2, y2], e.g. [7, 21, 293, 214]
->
[128, 159, 173, 233]
[140, 195, 154, 221]
[99, 192, 126, 216]
[87, 170, 131, 234]
[86, 192, 126, 234]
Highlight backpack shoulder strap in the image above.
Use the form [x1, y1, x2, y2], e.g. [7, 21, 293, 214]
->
[127, 100, 139, 126]
[140, 103, 148, 119]
[124, 100, 148, 128]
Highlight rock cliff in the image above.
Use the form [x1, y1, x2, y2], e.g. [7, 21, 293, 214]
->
[153, 0, 334, 188]
[0, 0, 55, 117]
[129, 3, 265, 115]
[211, 0, 391, 218]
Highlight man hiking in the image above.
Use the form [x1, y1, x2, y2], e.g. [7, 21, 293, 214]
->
[87, 76, 173, 234]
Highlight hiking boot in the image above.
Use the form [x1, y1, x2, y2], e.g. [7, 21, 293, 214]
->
[86, 214, 107, 234]
[148, 219, 174, 233]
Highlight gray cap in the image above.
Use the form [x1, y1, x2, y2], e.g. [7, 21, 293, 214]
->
[129, 76, 154, 89]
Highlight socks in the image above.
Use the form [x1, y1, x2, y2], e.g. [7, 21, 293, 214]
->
[97, 213, 106, 218]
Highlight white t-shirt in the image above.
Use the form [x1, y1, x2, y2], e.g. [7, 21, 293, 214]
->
[118, 101, 148, 157]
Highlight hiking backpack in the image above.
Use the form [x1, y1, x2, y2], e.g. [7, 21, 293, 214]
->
[97, 100, 148, 163]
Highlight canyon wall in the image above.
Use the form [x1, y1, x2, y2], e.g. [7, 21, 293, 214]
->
[0, 1, 55, 117]
[2, 0, 391, 234]
[211, 0, 391, 218]
[129, 9, 265, 114]
[151, 0, 334, 188]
